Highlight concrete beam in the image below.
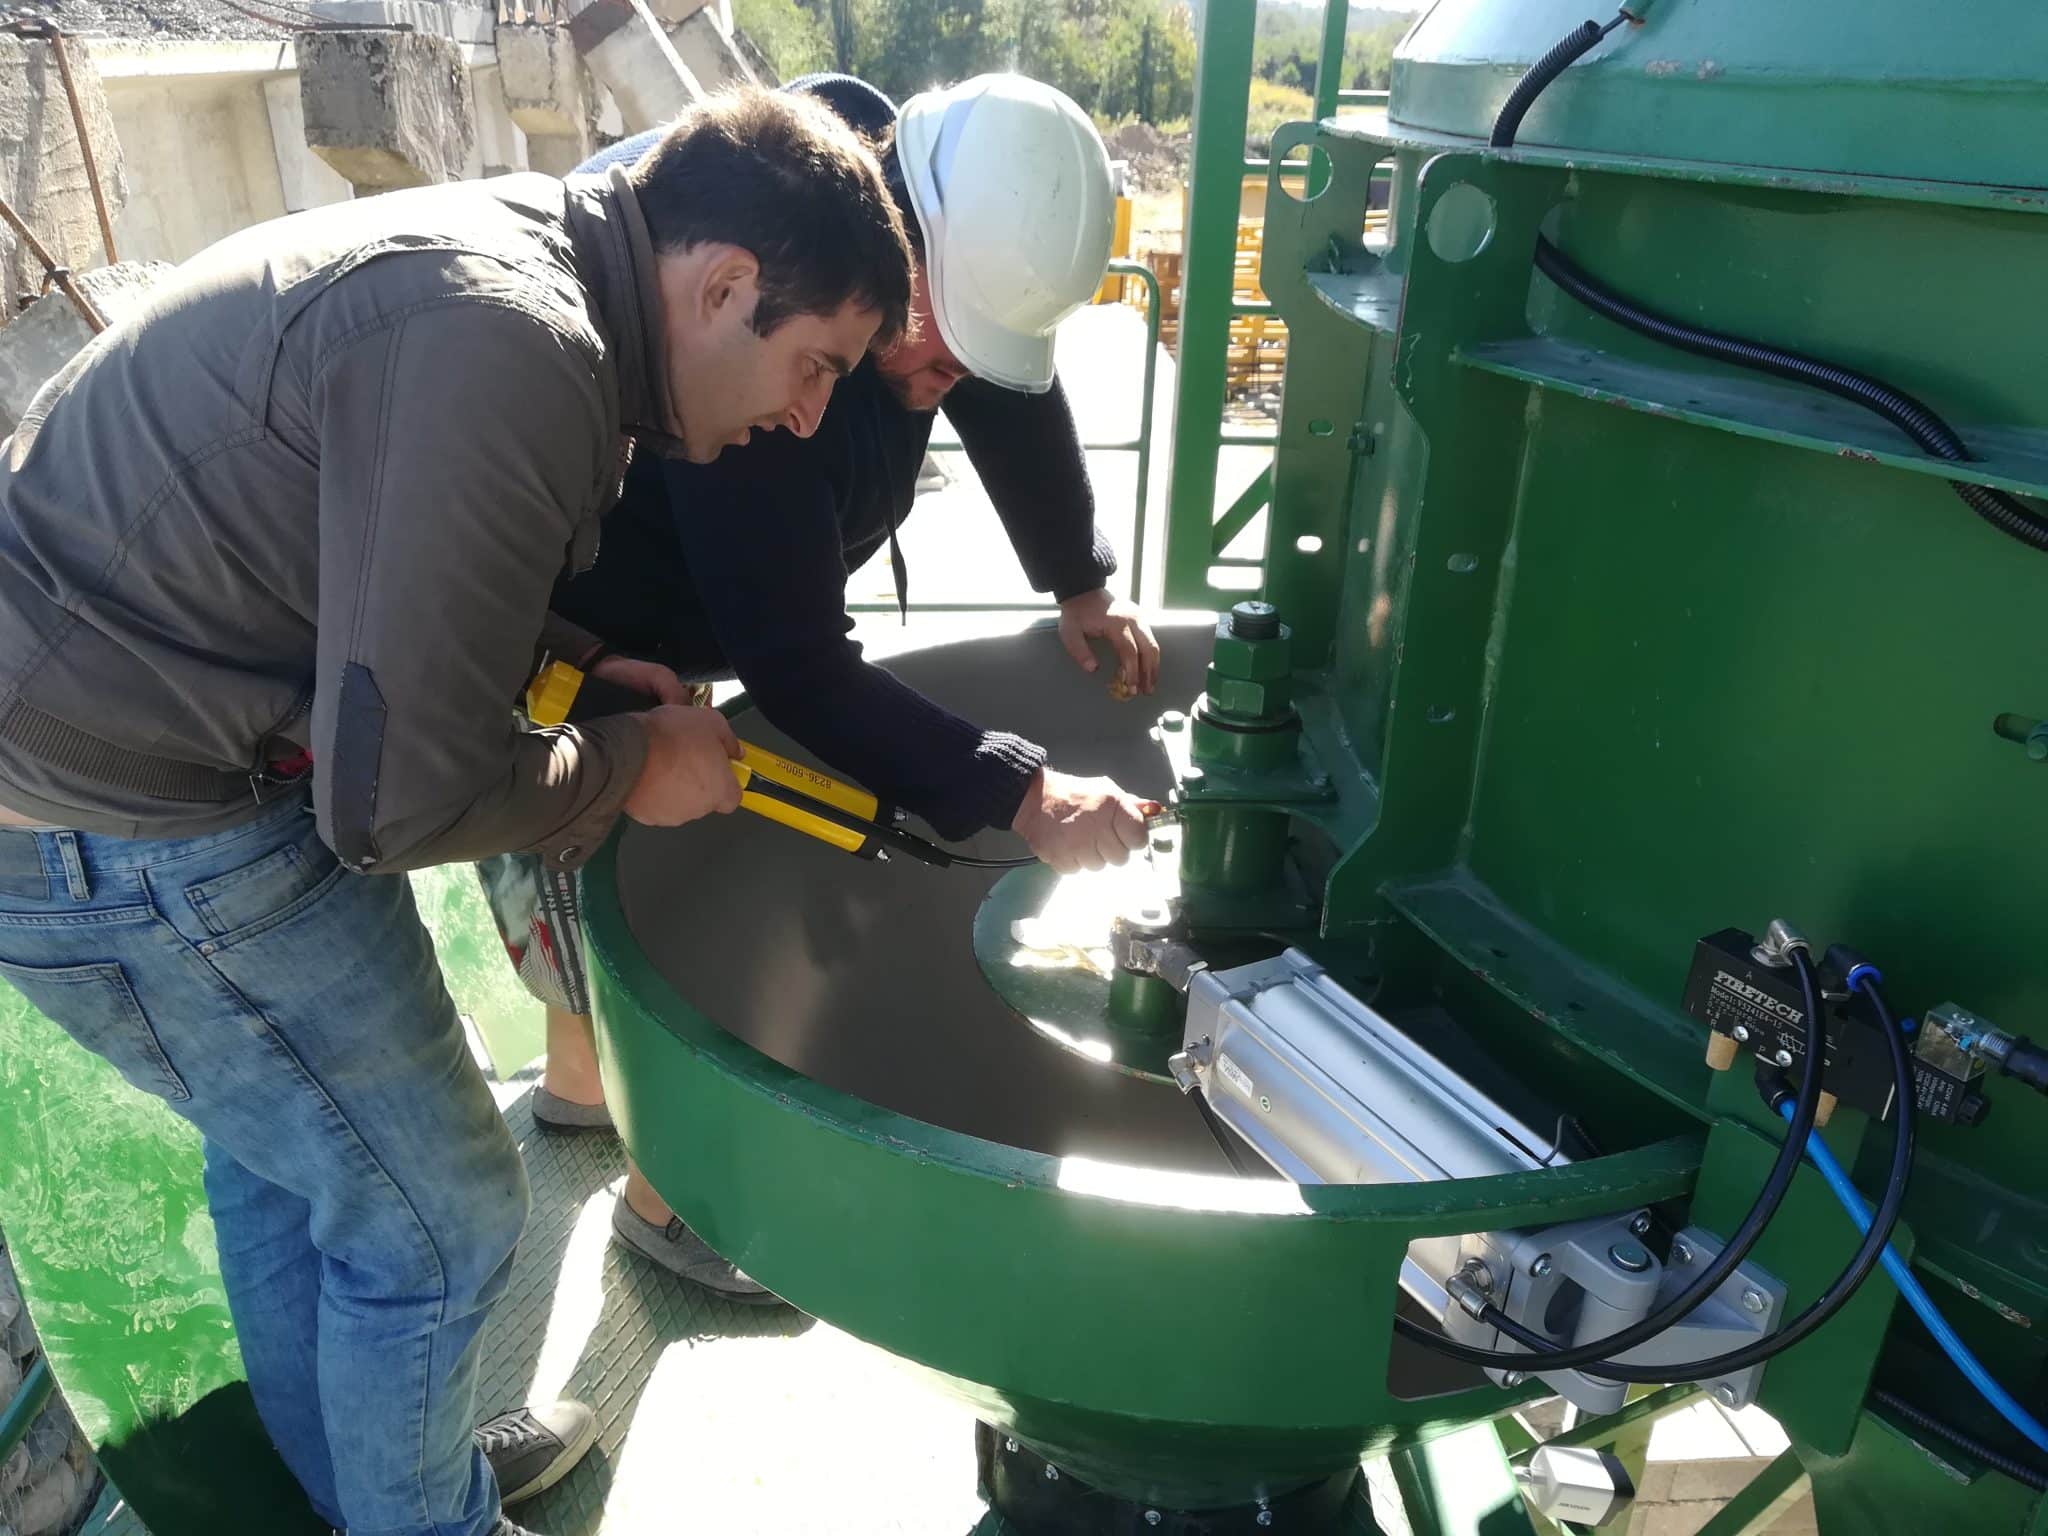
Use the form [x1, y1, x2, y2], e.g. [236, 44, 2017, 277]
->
[90, 39, 298, 82]
[297, 29, 477, 193]
[308, 0, 499, 48]
[0, 37, 127, 313]
[565, 0, 703, 135]
[666, 7, 755, 91]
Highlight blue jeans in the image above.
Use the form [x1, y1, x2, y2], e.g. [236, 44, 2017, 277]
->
[0, 793, 528, 1536]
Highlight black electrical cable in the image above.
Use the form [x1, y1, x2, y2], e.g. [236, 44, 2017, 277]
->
[1398, 971, 1918, 1384]
[1386, 947, 1827, 1374]
[1489, 13, 2048, 555]
[1487, 11, 1631, 149]
[1529, 240, 2048, 553]
[938, 852, 1038, 870]
[1871, 1388, 2048, 1493]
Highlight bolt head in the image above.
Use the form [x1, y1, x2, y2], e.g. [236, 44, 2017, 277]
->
[1501, 1371, 1528, 1388]
[1005, 1438, 1018, 1454]
[1160, 710, 1188, 733]
[1608, 1241, 1653, 1274]
[1257, 1510, 1274, 1527]
[1631, 1211, 1653, 1237]
[1733, 1025, 1751, 1042]
[1044, 1465, 1060, 1481]
[1671, 1239, 1693, 1266]
[1146, 1513, 1162, 1527]
[1715, 1385, 1740, 1408]
[1773, 1048, 1793, 1068]
[1741, 1288, 1767, 1314]
[1529, 1254, 1553, 1278]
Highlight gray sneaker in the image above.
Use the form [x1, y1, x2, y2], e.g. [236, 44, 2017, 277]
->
[529, 1086, 615, 1136]
[477, 1400, 597, 1506]
[611, 1199, 786, 1307]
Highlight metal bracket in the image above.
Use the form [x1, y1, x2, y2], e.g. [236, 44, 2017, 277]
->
[1154, 705, 1336, 806]
[1444, 1218, 1783, 1416]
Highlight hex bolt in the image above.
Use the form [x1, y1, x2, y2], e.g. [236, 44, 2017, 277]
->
[1631, 1212, 1653, 1237]
[1160, 711, 1188, 733]
[1715, 1385, 1740, 1408]
[1146, 1513, 1162, 1528]
[1741, 1288, 1768, 1314]
[1501, 1371, 1528, 1388]
[1773, 1048, 1794, 1068]
[1044, 1465, 1060, 1482]
[1005, 1438, 1018, 1454]
[1671, 1239, 1694, 1266]
[1529, 1254, 1553, 1279]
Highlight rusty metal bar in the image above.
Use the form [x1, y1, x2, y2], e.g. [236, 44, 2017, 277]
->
[0, 189, 106, 333]
[48, 32, 120, 265]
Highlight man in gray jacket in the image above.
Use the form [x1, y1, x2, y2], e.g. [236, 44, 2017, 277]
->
[0, 88, 911, 1536]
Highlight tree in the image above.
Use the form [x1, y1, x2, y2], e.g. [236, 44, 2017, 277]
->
[733, 0, 834, 79]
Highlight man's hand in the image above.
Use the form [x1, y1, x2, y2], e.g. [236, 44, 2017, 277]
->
[1011, 766, 1150, 873]
[591, 653, 693, 705]
[1058, 588, 1161, 697]
[623, 705, 744, 826]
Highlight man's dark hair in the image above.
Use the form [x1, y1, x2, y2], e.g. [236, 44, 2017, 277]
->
[630, 87, 914, 348]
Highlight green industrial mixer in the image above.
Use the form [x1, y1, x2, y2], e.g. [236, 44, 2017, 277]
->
[4, 1, 2047, 1532]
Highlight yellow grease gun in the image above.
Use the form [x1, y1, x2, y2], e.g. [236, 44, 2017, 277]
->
[526, 659, 1034, 870]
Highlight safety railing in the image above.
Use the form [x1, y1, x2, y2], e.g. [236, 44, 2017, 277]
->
[1159, 3, 1385, 608]
[848, 256, 1161, 614]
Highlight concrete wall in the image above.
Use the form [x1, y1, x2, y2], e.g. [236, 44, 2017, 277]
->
[0, 38, 126, 314]
[102, 74, 293, 262]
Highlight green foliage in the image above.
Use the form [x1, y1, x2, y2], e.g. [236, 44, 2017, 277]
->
[751, 0, 1200, 126]
[1252, 2, 1413, 97]
[1244, 76, 1314, 154]
[733, 0, 835, 79]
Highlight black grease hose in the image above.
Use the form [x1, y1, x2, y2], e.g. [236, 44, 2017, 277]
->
[1487, 12, 1629, 149]
[1871, 1389, 2048, 1494]
[1530, 238, 2048, 552]
[1489, 13, 2048, 554]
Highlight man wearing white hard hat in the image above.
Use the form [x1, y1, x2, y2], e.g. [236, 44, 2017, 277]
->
[478, 73, 1166, 1297]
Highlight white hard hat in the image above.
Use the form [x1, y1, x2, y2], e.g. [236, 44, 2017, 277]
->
[895, 74, 1115, 394]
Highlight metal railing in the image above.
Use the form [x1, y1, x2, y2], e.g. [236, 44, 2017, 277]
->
[848, 256, 1162, 614]
[1159, 0, 1364, 607]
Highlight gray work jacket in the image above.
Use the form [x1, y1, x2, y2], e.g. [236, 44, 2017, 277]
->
[0, 166, 680, 872]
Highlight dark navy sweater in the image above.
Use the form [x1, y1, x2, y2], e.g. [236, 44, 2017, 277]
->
[554, 79, 1116, 838]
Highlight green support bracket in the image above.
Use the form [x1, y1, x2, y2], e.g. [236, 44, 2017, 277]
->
[1211, 463, 1274, 556]
[1257, 122, 1399, 665]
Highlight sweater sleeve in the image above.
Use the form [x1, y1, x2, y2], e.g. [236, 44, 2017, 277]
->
[941, 372, 1117, 602]
[665, 439, 1045, 839]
